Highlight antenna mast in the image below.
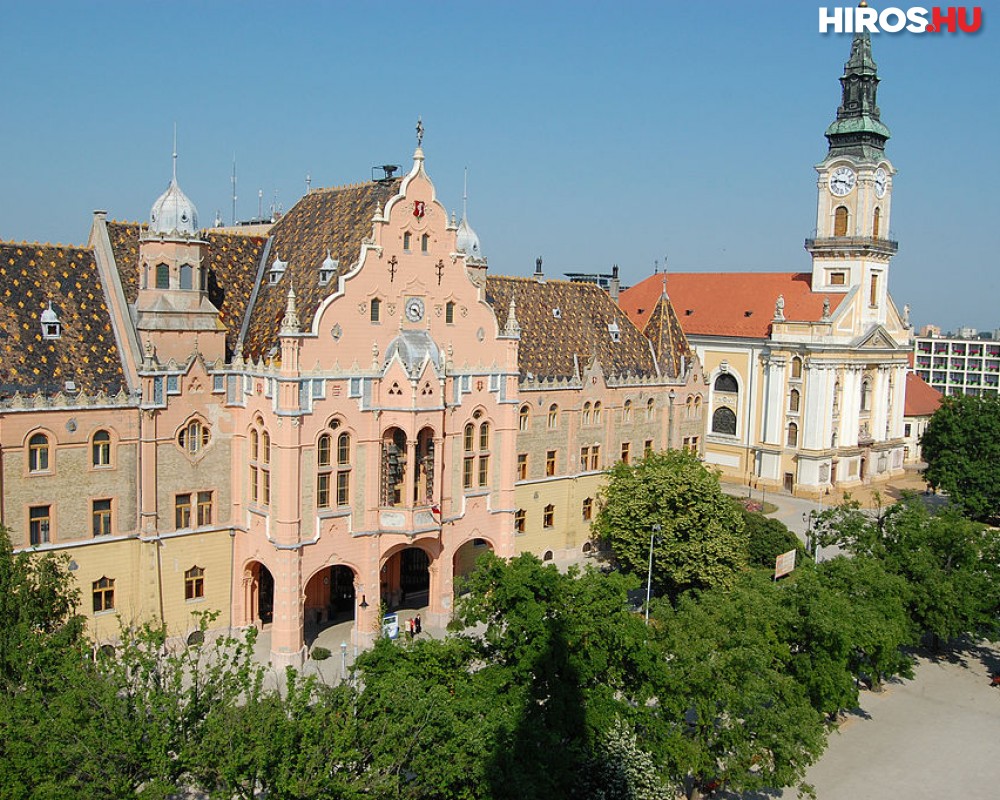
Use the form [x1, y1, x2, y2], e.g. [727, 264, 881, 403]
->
[231, 155, 237, 226]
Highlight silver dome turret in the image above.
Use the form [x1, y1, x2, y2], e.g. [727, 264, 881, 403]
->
[148, 134, 199, 237]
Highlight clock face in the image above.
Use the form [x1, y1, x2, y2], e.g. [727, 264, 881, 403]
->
[405, 297, 425, 322]
[874, 167, 888, 198]
[829, 166, 857, 197]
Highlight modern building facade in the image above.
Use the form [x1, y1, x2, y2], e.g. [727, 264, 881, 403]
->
[621, 30, 912, 497]
[913, 335, 1000, 397]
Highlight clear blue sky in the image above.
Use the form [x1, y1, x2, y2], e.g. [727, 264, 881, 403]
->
[1, 1, 996, 332]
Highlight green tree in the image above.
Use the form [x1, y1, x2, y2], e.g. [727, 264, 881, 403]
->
[921, 393, 1000, 522]
[740, 506, 808, 569]
[816, 495, 1000, 645]
[593, 450, 747, 599]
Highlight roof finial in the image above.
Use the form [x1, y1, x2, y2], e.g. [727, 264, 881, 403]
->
[463, 166, 468, 219]
[281, 285, 300, 334]
[416, 116, 424, 148]
[172, 123, 178, 183]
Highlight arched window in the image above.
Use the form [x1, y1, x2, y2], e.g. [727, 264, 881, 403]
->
[712, 407, 737, 436]
[787, 421, 799, 447]
[686, 396, 694, 419]
[421, 233, 429, 253]
[519, 405, 530, 432]
[249, 420, 270, 506]
[317, 434, 332, 467]
[834, 206, 849, 237]
[593, 401, 602, 424]
[464, 423, 475, 453]
[370, 297, 381, 323]
[179, 264, 193, 290]
[477, 423, 491, 488]
[833, 381, 842, 413]
[861, 379, 872, 412]
[250, 429, 259, 461]
[336, 433, 351, 506]
[381, 427, 407, 506]
[543, 504, 555, 529]
[185, 566, 205, 600]
[622, 399, 632, 423]
[791, 356, 803, 379]
[446, 301, 455, 324]
[548, 404, 559, 429]
[694, 395, 703, 416]
[714, 373, 739, 393]
[28, 432, 49, 472]
[646, 398, 655, 421]
[155, 263, 169, 289]
[582, 402, 592, 426]
[872, 207, 881, 238]
[788, 389, 800, 413]
[479, 422, 490, 451]
[92, 430, 112, 467]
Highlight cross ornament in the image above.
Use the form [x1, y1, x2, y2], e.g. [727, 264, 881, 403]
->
[388, 255, 398, 282]
[435, 259, 444, 285]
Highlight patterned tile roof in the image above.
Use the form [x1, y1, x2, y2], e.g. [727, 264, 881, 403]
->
[639, 291, 693, 378]
[0, 242, 125, 396]
[620, 272, 845, 339]
[106, 222, 267, 357]
[485, 276, 659, 380]
[904, 371, 942, 418]
[241, 180, 401, 359]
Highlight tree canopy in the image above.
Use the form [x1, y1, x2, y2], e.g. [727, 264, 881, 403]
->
[921, 393, 1000, 522]
[593, 450, 748, 598]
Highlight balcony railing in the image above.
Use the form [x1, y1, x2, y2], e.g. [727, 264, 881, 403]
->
[804, 235, 899, 255]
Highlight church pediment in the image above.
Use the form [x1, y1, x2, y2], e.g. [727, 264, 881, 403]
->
[852, 324, 900, 350]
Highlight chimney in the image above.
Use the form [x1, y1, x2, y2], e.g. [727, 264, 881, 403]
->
[534, 256, 544, 280]
[609, 264, 620, 304]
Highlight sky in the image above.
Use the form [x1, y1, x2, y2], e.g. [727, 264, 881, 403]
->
[1, 1, 997, 333]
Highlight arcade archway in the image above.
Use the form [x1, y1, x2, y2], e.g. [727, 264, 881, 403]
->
[381, 546, 430, 610]
[303, 564, 356, 627]
[453, 538, 494, 590]
[244, 561, 274, 626]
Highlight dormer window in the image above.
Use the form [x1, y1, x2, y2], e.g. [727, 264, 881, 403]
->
[268, 256, 287, 286]
[40, 303, 61, 340]
[552, 308, 562, 319]
[319, 252, 338, 286]
[608, 320, 621, 342]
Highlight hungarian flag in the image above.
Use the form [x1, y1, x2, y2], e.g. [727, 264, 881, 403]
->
[430, 504, 441, 519]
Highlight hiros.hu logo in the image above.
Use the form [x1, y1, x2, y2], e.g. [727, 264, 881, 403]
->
[819, 5, 982, 33]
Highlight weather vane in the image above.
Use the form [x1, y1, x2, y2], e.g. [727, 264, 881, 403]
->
[416, 117, 424, 147]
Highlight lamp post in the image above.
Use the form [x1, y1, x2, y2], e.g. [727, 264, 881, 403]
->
[340, 641, 347, 681]
[645, 524, 661, 625]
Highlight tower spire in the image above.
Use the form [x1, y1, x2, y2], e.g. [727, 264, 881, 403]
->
[462, 166, 468, 219]
[172, 123, 178, 183]
[825, 25, 890, 160]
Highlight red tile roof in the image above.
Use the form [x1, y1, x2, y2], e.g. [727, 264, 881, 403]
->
[619, 272, 844, 339]
[904, 371, 942, 418]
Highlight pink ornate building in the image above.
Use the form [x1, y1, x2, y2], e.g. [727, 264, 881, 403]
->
[1, 134, 703, 666]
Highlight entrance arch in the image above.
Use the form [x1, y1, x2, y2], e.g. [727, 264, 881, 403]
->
[244, 561, 274, 625]
[381, 546, 430, 610]
[453, 537, 494, 589]
[304, 564, 356, 627]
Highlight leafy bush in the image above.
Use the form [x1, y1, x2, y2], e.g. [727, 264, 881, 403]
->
[311, 646, 331, 661]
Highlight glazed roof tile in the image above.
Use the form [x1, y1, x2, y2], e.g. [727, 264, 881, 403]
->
[0, 242, 125, 395]
[485, 276, 658, 380]
[241, 180, 401, 359]
[106, 221, 267, 356]
[904, 371, 942, 418]
[620, 272, 844, 339]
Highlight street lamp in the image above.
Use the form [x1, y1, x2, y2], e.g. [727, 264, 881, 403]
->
[340, 641, 347, 681]
[645, 524, 661, 625]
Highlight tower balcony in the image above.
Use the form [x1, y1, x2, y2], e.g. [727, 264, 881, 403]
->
[804, 235, 899, 256]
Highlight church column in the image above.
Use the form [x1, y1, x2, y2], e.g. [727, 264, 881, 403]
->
[760, 355, 786, 445]
[801, 365, 834, 451]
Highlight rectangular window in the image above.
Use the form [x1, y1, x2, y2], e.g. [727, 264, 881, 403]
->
[336, 471, 350, 506]
[543, 505, 555, 529]
[250, 465, 259, 504]
[517, 453, 528, 481]
[870, 274, 879, 307]
[463, 457, 474, 489]
[197, 491, 213, 526]
[582, 497, 593, 521]
[446, 302, 455, 324]
[29, 505, 51, 545]
[830, 271, 846, 286]
[620, 442, 630, 464]
[644, 439, 654, 456]
[478, 455, 490, 487]
[546, 450, 556, 477]
[317, 473, 331, 509]
[514, 509, 526, 533]
[904, 423, 912, 437]
[92, 577, 115, 613]
[580, 446, 590, 471]
[175, 494, 192, 529]
[262, 470, 271, 506]
[92, 499, 112, 537]
[590, 445, 600, 471]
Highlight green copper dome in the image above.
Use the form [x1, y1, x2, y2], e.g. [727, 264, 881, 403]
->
[825, 31, 891, 161]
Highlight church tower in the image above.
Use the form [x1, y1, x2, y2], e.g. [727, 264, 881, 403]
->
[807, 30, 897, 328]
[135, 143, 226, 364]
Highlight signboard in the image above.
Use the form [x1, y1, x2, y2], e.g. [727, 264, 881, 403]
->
[774, 549, 797, 580]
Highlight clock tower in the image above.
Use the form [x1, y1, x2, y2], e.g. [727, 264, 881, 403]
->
[807, 30, 897, 327]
